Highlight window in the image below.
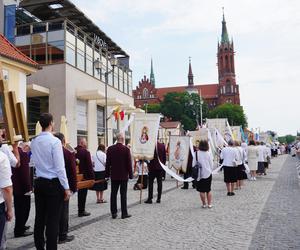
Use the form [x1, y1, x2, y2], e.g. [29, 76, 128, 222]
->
[86, 44, 93, 76]
[48, 40, 64, 64]
[143, 88, 149, 99]
[76, 100, 88, 142]
[118, 68, 124, 92]
[225, 55, 229, 72]
[97, 106, 105, 136]
[4, 5, 16, 43]
[76, 38, 85, 71]
[113, 67, 118, 89]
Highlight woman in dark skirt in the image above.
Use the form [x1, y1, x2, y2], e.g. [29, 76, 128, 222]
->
[220, 140, 238, 196]
[91, 144, 108, 203]
[235, 141, 247, 190]
[193, 140, 214, 208]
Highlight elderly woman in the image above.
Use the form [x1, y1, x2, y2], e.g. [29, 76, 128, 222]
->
[247, 140, 259, 180]
[91, 144, 108, 203]
[193, 140, 214, 208]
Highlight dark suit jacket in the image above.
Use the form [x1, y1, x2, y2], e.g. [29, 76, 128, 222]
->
[148, 142, 166, 172]
[105, 143, 133, 180]
[63, 147, 77, 193]
[11, 148, 31, 195]
[75, 145, 95, 180]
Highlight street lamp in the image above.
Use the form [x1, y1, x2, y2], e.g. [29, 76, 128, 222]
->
[199, 96, 204, 127]
[94, 53, 118, 147]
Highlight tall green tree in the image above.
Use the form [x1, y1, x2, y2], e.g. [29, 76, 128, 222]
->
[160, 92, 209, 131]
[208, 103, 248, 128]
[142, 103, 161, 113]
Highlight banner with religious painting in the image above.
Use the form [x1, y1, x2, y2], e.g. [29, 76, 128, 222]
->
[131, 113, 161, 160]
[188, 130, 200, 147]
[231, 126, 242, 141]
[206, 118, 228, 137]
[168, 135, 190, 173]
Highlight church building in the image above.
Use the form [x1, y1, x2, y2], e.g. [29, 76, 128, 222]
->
[133, 13, 240, 109]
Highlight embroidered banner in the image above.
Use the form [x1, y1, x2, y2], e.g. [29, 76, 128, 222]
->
[168, 135, 190, 173]
[131, 113, 160, 160]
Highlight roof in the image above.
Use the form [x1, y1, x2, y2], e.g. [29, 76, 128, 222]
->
[156, 83, 219, 100]
[160, 121, 181, 129]
[19, 0, 128, 57]
[0, 33, 39, 68]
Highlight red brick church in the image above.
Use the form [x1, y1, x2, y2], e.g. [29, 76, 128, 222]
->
[133, 13, 240, 109]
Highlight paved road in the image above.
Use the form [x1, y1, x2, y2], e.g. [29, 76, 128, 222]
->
[6, 154, 299, 249]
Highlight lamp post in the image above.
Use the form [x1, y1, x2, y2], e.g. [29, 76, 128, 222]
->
[94, 52, 118, 147]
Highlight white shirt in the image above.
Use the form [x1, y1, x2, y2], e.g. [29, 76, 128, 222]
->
[0, 144, 17, 167]
[31, 132, 69, 190]
[257, 145, 268, 162]
[193, 150, 213, 180]
[0, 151, 12, 204]
[236, 146, 247, 165]
[220, 146, 238, 167]
[92, 150, 106, 172]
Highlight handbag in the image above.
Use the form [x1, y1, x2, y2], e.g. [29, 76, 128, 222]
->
[192, 152, 202, 180]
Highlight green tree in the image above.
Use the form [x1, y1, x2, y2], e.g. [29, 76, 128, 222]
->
[160, 92, 209, 131]
[278, 134, 296, 144]
[142, 103, 161, 113]
[208, 103, 248, 128]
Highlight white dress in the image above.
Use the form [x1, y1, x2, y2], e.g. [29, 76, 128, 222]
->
[247, 145, 258, 171]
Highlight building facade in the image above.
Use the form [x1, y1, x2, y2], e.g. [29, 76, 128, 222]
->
[134, 13, 240, 109]
[1, 0, 135, 151]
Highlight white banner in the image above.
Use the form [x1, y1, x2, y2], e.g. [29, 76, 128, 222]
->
[131, 113, 160, 160]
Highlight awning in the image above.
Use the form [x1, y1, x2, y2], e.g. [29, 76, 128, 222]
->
[27, 84, 49, 97]
[121, 104, 136, 110]
[76, 89, 105, 100]
[97, 98, 124, 106]
[126, 108, 145, 114]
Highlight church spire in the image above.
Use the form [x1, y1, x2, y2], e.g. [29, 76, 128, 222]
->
[150, 58, 155, 86]
[221, 8, 230, 44]
[188, 57, 194, 86]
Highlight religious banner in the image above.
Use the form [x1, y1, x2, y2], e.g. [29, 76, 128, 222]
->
[188, 130, 201, 147]
[259, 132, 269, 143]
[168, 135, 190, 173]
[232, 126, 242, 141]
[131, 113, 160, 160]
[206, 118, 228, 137]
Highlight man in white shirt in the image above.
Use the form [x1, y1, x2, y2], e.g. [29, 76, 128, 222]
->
[31, 113, 71, 250]
[0, 151, 13, 249]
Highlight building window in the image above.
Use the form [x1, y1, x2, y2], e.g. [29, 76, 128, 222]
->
[76, 38, 85, 71]
[225, 55, 229, 72]
[76, 99, 88, 141]
[143, 88, 149, 99]
[4, 5, 16, 44]
[97, 106, 105, 143]
[86, 42, 93, 76]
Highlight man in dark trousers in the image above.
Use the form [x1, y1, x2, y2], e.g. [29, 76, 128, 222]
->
[54, 133, 77, 244]
[75, 137, 94, 217]
[31, 113, 71, 250]
[105, 132, 133, 219]
[12, 143, 33, 237]
[145, 139, 167, 204]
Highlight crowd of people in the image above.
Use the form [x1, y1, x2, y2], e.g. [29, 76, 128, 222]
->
[0, 112, 291, 250]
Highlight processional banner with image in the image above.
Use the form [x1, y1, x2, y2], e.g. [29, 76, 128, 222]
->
[168, 135, 190, 173]
[131, 113, 160, 160]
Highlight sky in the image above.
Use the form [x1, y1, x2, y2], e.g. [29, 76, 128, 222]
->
[72, 0, 300, 136]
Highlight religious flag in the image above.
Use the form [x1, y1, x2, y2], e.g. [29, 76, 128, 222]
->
[113, 106, 125, 121]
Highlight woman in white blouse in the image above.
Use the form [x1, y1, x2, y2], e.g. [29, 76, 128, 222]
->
[91, 144, 107, 203]
[247, 140, 259, 180]
[193, 140, 214, 208]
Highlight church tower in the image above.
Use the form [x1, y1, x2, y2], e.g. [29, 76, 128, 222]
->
[188, 57, 194, 86]
[217, 10, 240, 105]
[150, 58, 155, 86]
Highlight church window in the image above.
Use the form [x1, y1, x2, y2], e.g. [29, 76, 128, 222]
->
[143, 88, 149, 99]
[225, 55, 229, 72]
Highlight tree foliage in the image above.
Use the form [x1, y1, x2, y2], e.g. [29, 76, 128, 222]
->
[160, 92, 209, 131]
[278, 135, 296, 144]
[208, 103, 248, 128]
[143, 103, 161, 113]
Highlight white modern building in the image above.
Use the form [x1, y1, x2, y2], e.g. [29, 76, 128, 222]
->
[10, 0, 135, 151]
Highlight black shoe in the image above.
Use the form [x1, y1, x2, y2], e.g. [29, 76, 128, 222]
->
[24, 226, 30, 231]
[227, 192, 231, 196]
[58, 235, 75, 244]
[181, 186, 188, 189]
[78, 211, 91, 217]
[156, 199, 161, 203]
[121, 214, 132, 219]
[112, 214, 117, 219]
[144, 199, 152, 204]
[231, 192, 235, 196]
[14, 231, 33, 238]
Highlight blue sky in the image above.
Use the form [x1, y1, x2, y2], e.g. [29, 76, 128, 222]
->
[72, 0, 300, 136]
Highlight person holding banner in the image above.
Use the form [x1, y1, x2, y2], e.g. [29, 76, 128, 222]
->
[220, 140, 239, 196]
[145, 140, 166, 204]
[75, 138, 94, 217]
[193, 140, 213, 208]
[105, 133, 133, 219]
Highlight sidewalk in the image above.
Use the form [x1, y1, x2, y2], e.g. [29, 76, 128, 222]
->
[7, 155, 290, 249]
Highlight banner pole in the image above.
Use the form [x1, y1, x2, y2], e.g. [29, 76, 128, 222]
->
[139, 160, 144, 204]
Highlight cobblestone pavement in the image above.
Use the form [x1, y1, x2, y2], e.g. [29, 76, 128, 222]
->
[249, 156, 300, 250]
[6, 155, 297, 250]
